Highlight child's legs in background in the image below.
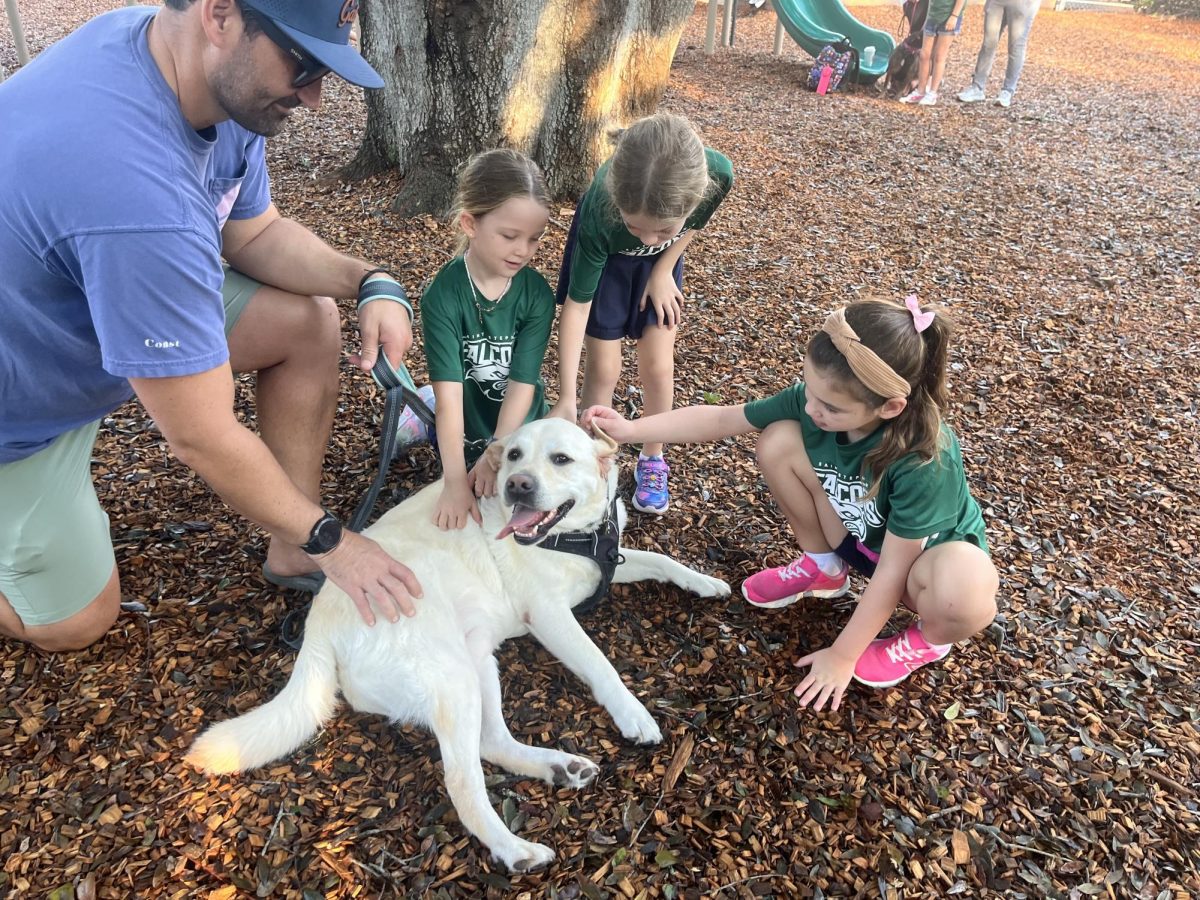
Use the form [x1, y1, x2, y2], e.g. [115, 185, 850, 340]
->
[915, 33, 936, 93]
[970, 0, 1007, 90]
[903, 541, 998, 645]
[1002, 0, 1039, 94]
[756, 420, 847, 553]
[580, 336, 623, 411]
[634, 325, 676, 457]
[929, 30, 958, 93]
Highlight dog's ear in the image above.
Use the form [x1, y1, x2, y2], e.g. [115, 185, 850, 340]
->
[590, 422, 619, 479]
[483, 435, 507, 473]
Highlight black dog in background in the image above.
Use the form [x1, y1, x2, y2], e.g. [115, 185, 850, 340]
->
[884, 0, 929, 97]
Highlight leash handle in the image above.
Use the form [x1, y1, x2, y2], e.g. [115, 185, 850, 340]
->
[348, 353, 435, 533]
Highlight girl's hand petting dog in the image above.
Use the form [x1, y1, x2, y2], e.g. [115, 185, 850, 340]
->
[434, 479, 482, 531]
[582, 406, 635, 442]
[469, 452, 499, 499]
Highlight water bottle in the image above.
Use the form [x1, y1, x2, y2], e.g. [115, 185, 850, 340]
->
[816, 65, 833, 95]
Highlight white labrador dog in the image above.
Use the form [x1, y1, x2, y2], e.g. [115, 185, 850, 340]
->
[187, 418, 729, 872]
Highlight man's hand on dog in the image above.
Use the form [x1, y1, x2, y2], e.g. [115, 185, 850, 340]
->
[310, 531, 422, 625]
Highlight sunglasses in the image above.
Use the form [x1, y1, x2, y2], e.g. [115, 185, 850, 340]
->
[244, 9, 332, 88]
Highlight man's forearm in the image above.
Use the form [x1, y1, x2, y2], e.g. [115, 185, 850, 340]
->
[225, 216, 371, 299]
[172, 421, 325, 546]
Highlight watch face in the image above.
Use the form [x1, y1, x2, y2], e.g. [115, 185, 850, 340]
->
[306, 514, 342, 554]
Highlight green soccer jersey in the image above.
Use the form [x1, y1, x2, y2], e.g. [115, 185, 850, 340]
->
[421, 258, 554, 461]
[927, 0, 959, 23]
[564, 148, 734, 302]
[744, 383, 988, 555]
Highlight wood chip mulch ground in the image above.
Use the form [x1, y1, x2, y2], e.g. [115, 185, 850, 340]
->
[3, 4, 1199, 898]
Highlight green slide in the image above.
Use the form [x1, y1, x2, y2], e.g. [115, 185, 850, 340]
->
[769, 0, 896, 84]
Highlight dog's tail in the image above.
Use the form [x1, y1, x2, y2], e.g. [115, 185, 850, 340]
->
[186, 629, 339, 775]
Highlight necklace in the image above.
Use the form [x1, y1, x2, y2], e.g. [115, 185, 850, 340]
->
[463, 251, 511, 327]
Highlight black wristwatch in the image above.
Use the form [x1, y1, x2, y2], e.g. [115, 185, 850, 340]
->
[301, 511, 343, 556]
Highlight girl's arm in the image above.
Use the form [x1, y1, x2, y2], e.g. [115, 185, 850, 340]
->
[494, 381, 537, 440]
[584, 403, 757, 445]
[793, 532, 925, 711]
[642, 231, 697, 329]
[550, 298, 592, 422]
[431, 381, 481, 529]
[470, 382, 536, 498]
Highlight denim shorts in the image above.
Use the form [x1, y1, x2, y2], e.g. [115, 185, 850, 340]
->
[0, 269, 260, 625]
[924, 12, 963, 36]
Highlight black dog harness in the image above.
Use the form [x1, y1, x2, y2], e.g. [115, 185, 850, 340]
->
[538, 494, 622, 615]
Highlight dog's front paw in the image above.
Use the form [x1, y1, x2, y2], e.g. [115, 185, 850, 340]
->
[699, 575, 731, 598]
[613, 703, 662, 745]
[549, 753, 599, 789]
[493, 837, 555, 874]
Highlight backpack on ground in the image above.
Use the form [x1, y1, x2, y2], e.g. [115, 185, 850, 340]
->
[806, 39, 860, 93]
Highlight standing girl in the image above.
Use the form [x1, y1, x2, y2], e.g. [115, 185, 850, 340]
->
[900, 0, 966, 106]
[584, 297, 998, 710]
[421, 149, 555, 530]
[551, 113, 734, 514]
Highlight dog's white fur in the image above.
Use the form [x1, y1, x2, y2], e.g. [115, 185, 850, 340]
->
[187, 418, 729, 872]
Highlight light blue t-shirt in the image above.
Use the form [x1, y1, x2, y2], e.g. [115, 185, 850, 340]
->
[0, 8, 271, 463]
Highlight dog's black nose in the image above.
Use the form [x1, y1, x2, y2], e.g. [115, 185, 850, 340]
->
[505, 473, 535, 501]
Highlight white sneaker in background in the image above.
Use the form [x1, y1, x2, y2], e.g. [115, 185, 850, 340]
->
[996, 89, 1013, 108]
[957, 84, 986, 102]
[899, 89, 925, 104]
[918, 91, 939, 106]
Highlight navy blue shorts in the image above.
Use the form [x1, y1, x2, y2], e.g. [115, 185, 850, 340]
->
[555, 206, 684, 342]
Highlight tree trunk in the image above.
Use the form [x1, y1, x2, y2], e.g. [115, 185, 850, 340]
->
[352, 0, 697, 215]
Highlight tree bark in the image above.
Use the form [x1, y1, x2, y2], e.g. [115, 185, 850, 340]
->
[352, 0, 697, 215]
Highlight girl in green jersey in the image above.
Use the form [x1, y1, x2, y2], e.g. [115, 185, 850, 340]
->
[421, 150, 555, 531]
[584, 297, 998, 709]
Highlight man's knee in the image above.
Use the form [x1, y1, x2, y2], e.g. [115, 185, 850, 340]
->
[27, 569, 122, 652]
[306, 294, 342, 355]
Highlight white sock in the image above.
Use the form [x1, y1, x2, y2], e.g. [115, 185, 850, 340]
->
[638, 452, 664, 462]
[917, 622, 953, 656]
[805, 551, 845, 576]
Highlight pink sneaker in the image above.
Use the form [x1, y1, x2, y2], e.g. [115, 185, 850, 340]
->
[740, 555, 848, 609]
[853, 623, 951, 688]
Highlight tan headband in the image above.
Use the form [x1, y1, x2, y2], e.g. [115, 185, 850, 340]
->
[821, 308, 911, 399]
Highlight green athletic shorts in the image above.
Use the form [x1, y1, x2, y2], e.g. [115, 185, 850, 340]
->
[0, 268, 261, 626]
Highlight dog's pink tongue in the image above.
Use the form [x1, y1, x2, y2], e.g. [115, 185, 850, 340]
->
[496, 506, 545, 540]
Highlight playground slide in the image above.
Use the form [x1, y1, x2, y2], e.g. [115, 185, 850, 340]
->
[769, 0, 896, 84]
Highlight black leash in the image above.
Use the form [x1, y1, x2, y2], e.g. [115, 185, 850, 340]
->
[348, 351, 436, 532]
[280, 352, 435, 650]
[537, 493, 623, 616]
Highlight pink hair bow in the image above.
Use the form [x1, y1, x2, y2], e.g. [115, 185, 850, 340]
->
[905, 294, 935, 333]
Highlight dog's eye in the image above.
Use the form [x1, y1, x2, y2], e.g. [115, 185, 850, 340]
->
[507, 448, 522, 462]
[550, 453, 572, 466]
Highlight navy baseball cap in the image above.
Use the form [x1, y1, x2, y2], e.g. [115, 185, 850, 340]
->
[241, 0, 385, 89]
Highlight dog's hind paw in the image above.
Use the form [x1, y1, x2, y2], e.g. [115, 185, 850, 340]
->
[701, 576, 731, 598]
[550, 754, 599, 789]
[496, 838, 555, 873]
